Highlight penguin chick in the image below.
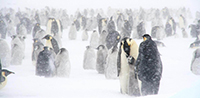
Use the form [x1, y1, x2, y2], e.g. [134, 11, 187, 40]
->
[43, 34, 60, 54]
[0, 69, 14, 89]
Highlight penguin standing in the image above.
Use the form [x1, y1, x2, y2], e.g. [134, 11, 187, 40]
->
[121, 20, 132, 38]
[0, 39, 11, 67]
[55, 48, 71, 77]
[82, 29, 88, 41]
[36, 46, 55, 77]
[165, 22, 173, 37]
[98, 30, 108, 46]
[105, 45, 118, 79]
[117, 37, 141, 96]
[168, 17, 176, 35]
[0, 69, 14, 89]
[16, 22, 27, 37]
[68, 23, 77, 40]
[32, 38, 44, 66]
[43, 34, 60, 54]
[34, 29, 46, 44]
[181, 28, 188, 38]
[135, 34, 163, 96]
[32, 23, 41, 38]
[90, 30, 99, 48]
[191, 48, 200, 75]
[107, 16, 116, 34]
[179, 14, 186, 29]
[96, 45, 108, 74]
[137, 21, 146, 39]
[98, 18, 107, 34]
[83, 46, 96, 70]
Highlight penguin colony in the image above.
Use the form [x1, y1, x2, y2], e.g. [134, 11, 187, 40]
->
[0, 6, 199, 97]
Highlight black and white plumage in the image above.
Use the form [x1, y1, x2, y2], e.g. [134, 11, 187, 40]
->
[165, 22, 173, 37]
[32, 38, 44, 66]
[168, 17, 176, 35]
[135, 34, 163, 96]
[83, 46, 96, 70]
[0, 67, 14, 89]
[105, 30, 121, 50]
[36, 46, 55, 77]
[32, 23, 41, 38]
[105, 45, 118, 79]
[191, 48, 200, 75]
[74, 19, 80, 31]
[0, 39, 11, 67]
[55, 48, 71, 77]
[121, 20, 132, 38]
[96, 45, 108, 74]
[117, 37, 140, 96]
[179, 14, 186, 29]
[107, 16, 116, 34]
[98, 18, 107, 34]
[43, 34, 60, 54]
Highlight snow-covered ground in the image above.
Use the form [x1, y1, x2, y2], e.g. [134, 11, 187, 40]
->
[0, 0, 200, 98]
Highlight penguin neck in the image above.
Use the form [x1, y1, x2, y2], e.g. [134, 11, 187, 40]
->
[46, 40, 53, 49]
[0, 74, 7, 90]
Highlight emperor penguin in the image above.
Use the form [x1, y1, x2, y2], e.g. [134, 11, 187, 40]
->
[179, 14, 186, 29]
[0, 39, 11, 67]
[10, 35, 25, 65]
[191, 48, 200, 75]
[82, 29, 89, 41]
[0, 69, 14, 89]
[165, 22, 173, 37]
[168, 17, 176, 35]
[0, 19, 7, 39]
[121, 20, 132, 38]
[32, 23, 41, 38]
[83, 46, 96, 70]
[34, 29, 46, 44]
[68, 23, 77, 40]
[107, 16, 116, 34]
[55, 48, 71, 77]
[96, 45, 108, 74]
[117, 37, 141, 96]
[106, 30, 121, 50]
[105, 45, 118, 79]
[98, 30, 108, 46]
[42, 34, 60, 54]
[98, 18, 107, 34]
[135, 34, 163, 96]
[90, 30, 99, 48]
[16, 22, 27, 37]
[137, 21, 146, 39]
[36, 46, 56, 77]
[32, 38, 44, 66]
[181, 28, 188, 38]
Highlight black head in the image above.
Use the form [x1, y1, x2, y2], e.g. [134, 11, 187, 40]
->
[43, 34, 52, 40]
[59, 48, 67, 54]
[43, 46, 50, 51]
[2, 69, 14, 77]
[97, 45, 105, 50]
[121, 37, 132, 57]
[142, 34, 152, 41]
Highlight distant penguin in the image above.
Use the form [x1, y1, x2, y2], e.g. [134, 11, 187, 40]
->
[190, 41, 200, 48]
[6, 19, 16, 37]
[0, 69, 14, 89]
[107, 16, 116, 33]
[0, 39, 11, 67]
[82, 29, 88, 41]
[34, 29, 46, 44]
[90, 30, 99, 48]
[43, 34, 60, 54]
[179, 14, 186, 29]
[151, 26, 165, 40]
[0, 19, 7, 39]
[117, 13, 124, 31]
[96, 45, 108, 74]
[36, 46, 55, 77]
[20, 17, 33, 34]
[74, 19, 80, 31]
[181, 28, 188, 38]
[80, 15, 87, 30]
[106, 30, 121, 50]
[55, 48, 71, 77]
[98, 30, 108, 46]
[165, 22, 173, 37]
[121, 20, 132, 38]
[34, 13, 40, 24]
[151, 26, 160, 38]
[10, 35, 25, 65]
[135, 34, 163, 96]
[32, 38, 44, 66]
[191, 48, 200, 75]
[32, 23, 41, 38]
[83, 46, 96, 70]
[98, 18, 107, 34]
[105, 45, 118, 79]
[16, 22, 27, 37]
[117, 37, 140, 96]
[137, 21, 146, 39]
[46, 18, 54, 35]
[168, 17, 176, 35]
[189, 24, 199, 38]
[68, 23, 77, 40]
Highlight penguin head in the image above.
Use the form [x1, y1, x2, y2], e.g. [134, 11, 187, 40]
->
[97, 45, 105, 50]
[36, 23, 40, 27]
[2, 69, 14, 77]
[142, 34, 152, 41]
[43, 34, 53, 40]
[43, 46, 50, 51]
[59, 48, 67, 54]
[121, 37, 134, 57]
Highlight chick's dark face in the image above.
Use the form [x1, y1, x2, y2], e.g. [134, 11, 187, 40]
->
[123, 40, 130, 57]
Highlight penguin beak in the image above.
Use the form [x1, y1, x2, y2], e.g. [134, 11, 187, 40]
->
[117, 36, 120, 40]
[143, 37, 147, 41]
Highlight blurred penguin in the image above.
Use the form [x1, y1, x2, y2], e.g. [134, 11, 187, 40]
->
[83, 46, 96, 70]
[82, 29, 89, 41]
[36, 46, 55, 77]
[10, 35, 25, 65]
[168, 17, 176, 35]
[191, 48, 200, 75]
[90, 30, 99, 48]
[32, 38, 44, 66]
[165, 22, 173, 37]
[32, 23, 41, 38]
[0, 39, 11, 67]
[137, 21, 146, 39]
[34, 29, 46, 44]
[55, 48, 71, 77]
[16, 22, 27, 37]
[0, 19, 7, 39]
[181, 28, 188, 38]
[98, 30, 108, 46]
[68, 23, 77, 40]
[96, 45, 108, 74]
[105, 45, 118, 79]
[107, 16, 116, 34]
[106, 30, 121, 50]
[121, 20, 132, 38]
[98, 18, 107, 34]
[179, 14, 186, 29]
[74, 19, 80, 31]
